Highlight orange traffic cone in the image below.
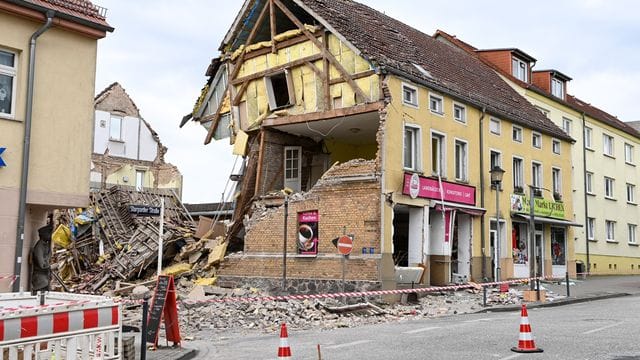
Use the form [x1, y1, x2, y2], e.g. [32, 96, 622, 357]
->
[277, 323, 292, 359]
[511, 304, 543, 353]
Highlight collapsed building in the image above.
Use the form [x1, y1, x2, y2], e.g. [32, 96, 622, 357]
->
[183, 0, 575, 292]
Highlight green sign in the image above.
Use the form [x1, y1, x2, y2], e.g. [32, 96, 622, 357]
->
[510, 194, 564, 219]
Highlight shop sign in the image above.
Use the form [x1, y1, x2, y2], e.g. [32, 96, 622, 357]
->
[510, 194, 564, 219]
[0, 147, 6, 167]
[402, 173, 476, 206]
[297, 210, 319, 256]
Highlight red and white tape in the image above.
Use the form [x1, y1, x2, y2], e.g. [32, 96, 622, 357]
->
[0, 275, 17, 286]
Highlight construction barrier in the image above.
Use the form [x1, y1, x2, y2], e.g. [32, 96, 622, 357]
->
[0, 292, 122, 360]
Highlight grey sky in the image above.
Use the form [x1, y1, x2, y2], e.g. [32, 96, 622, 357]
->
[95, 0, 640, 203]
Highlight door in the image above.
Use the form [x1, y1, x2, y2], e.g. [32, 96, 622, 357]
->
[452, 214, 471, 283]
[284, 146, 301, 192]
[512, 222, 529, 278]
[551, 227, 567, 277]
[535, 229, 544, 277]
[490, 229, 497, 281]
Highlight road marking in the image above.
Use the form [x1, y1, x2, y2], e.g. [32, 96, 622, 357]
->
[499, 353, 523, 360]
[582, 322, 623, 334]
[403, 326, 441, 334]
[324, 340, 372, 349]
[464, 317, 496, 323]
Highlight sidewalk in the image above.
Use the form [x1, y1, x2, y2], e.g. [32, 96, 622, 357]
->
[128, 332, 197, 360]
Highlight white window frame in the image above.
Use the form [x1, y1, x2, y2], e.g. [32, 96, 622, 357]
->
[587, 217, 595, 240]
[629, 224, 637, 244]
[454, 138, 468, 181]
[531, 161, 542, 190]
[552, 139, 561, 154]
[402, 83, 418, 108]
[586, 171, 594, 194]
[627, 183, 636, 204]
[551, 78, 564, 99]
[512, 57, 528, 82]
[625, 143, 634, 164]
[552, 167, 562, 195]
[512, 156, 524, 190]
[605, 220, 616, 242]
[265, 70, 295, 111]
[0, 48, 17, 119]
[284, 146, 302, 192]
[489, 118, 501, 135]
[403, 124, 421, 171]
[453, 102, 466, 124]
[135, 170, 145, 192]
[605, 176, 615, 199]
[532, 132, 542, 149]
[109, 115, 123, 141]
[490, 149, 502, 170]
[431, 131, 446, 176]
[512, 125, 523, 143]
[562, 118, 572, 135]
[584, 126, 593, 149]
[603, 134, 614, 157]
[429, 93, 444, 115]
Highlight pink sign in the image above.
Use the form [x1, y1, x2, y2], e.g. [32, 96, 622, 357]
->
[402, 173, 476, 206]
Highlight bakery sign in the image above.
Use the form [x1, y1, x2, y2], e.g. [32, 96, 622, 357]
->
[402, 173, 476, 206]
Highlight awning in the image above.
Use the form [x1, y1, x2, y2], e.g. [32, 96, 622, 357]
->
[514, 214, 583, 227]
[434, 201, 486, 216]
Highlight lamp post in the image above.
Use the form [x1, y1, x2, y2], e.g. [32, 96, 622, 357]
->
[490, 166, 505, 282]
[281, 188, 293, 292]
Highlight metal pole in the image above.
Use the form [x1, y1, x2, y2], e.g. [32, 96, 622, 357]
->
[141, 298, 148, 360]
[483, 285, 487, 307]
[282, 196, 288, 292]
[565, 271, 570, 297]
[495, 183, 501, 283]
[157, 198, 165, 277]
[341, 255, 346, 303]
[528, 185, 536, 292]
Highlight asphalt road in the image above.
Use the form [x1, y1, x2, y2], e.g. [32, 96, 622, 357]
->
[192, 295, 640, 359]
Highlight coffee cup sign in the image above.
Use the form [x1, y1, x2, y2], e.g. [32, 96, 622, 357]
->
[297, 210, 319, 256]
[298, 224, 314, 250]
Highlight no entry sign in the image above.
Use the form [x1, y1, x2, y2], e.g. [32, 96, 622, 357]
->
[337, 235, 353, 255]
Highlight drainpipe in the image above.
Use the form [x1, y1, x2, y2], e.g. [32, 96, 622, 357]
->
[581, 112, 590, 275]
[13, 10, 55, 292]
[478, 107, 487, 281]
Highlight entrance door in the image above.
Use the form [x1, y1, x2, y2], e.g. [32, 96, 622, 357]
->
[551, 227, 567, 277]
[489, 230, 497, 281]
[535, 229, 544, 278]
[451, 214, 471, 283]
[512, 222, 529, 278]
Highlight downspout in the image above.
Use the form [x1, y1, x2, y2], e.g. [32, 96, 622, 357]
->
[13, 10, 55, 292]
[581, 112, 590, 274]
[478, 107, 487, 281]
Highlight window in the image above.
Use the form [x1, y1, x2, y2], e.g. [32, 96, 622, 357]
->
[512, 125, 523, 142]
[513, 157, 524, 191]
[552, 139, 561, 154]
[109, 116, 123, 141]
[431, 132, 445, 176]
[455, 139, 468, 181]
[605, 220, 616, 242]
[551, 78, 564, 99]
[584, 127, 593, 149]
[532, 132, 542, 148]
[605, 177, 615, 199]
[627, 183, 635, 203]
[0, 49, 16, 117]
[265, 70, 294, 110]
[552, 168, 561, 195]
[603, 134, 614, 156]
[489, 118, 501, 135]
[586, 172, 594, 194]
[512, 57, 528, 82]
[625, 143, 634, 164]
[629, 224, 637, 244]
[402, 83, 418, 107]
[429, 93, 443, 114]
[135, 170, 145, 192]
[453, 103, 466, 123]
[284, 146, 302, 192]
[562, 118, 572, 135]
[490, 150, 501, 170]
[403, 125, 421, 170]
[531, 162, 542, 190]
[587, 218, 595, 240]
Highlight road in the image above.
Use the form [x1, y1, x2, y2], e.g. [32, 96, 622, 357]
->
[190, 295, 640, 359]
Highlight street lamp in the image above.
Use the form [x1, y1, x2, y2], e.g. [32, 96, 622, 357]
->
[490, 166, 505, 282]
[281, 187, 293, 292]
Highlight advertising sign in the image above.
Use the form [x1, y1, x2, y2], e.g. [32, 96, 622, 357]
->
[510, 194, 565, 219]
[297, 210, 318, 256]
[402, 173, 476, 205]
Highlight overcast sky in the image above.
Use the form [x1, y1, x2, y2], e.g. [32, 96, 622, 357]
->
[95, 0, 640, 204]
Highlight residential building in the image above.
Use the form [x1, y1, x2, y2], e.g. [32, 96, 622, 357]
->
[0, 0, 112, 291]
[435, 30, 640, 276]
[184, 0, 574, 291]
[92, 82, 183, 197]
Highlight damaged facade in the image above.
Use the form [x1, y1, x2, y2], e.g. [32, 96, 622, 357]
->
[92, 82, 183, 197]
[185, 0, 576, 291]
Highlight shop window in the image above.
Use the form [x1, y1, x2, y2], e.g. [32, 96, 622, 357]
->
[265, 70, 294, 110]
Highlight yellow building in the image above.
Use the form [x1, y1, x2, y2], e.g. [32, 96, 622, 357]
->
[0, 0, 112, 291]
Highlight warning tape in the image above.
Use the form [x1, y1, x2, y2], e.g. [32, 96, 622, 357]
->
[0, 275, 17, 286]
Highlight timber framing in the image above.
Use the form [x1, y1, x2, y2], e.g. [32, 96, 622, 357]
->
[262, 101, 383, 127]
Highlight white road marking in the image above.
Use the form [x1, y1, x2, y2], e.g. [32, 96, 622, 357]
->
[499, 353, 523, 360]
[464, 317, 498, 323]
[582, 322, 623, 334]
[324, 340, 372, 349]
[403, 326, 441, 334]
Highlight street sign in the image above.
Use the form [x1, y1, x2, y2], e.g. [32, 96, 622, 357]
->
[0, 147, 6, 167]
[129, 204, 161, 216]
[337, 235, 353, 255]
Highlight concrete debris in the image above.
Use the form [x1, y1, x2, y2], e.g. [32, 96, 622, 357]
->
[131, 285, 152, 300]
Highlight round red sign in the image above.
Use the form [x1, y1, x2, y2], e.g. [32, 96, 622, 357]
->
[337, 235, 353, 255]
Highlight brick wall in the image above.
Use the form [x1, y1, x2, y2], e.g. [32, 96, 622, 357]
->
[477, 50, 512, 76]
[532, 71, 552, 93]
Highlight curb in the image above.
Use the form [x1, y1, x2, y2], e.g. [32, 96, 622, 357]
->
[475, 292, 631, 313]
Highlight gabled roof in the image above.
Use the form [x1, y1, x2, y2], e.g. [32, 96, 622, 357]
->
[291, 0, 571, 141]
[5, 0, 113, 32]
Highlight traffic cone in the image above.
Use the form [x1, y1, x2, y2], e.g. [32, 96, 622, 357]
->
[511, 304, 543, 353]
[277, 323, 292, 359]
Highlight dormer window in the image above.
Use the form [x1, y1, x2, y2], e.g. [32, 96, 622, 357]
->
[512, 57, 528, 82]
[551, 78, 564, 99]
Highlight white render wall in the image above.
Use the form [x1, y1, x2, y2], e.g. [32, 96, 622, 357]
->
[93, 109, 158, 161]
